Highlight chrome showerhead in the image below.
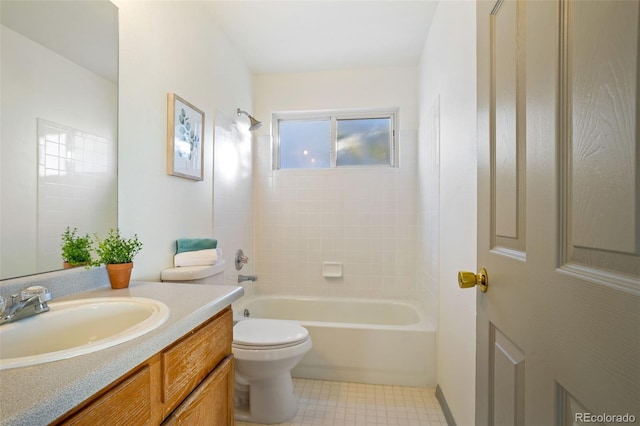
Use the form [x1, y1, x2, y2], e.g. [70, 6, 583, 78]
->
[237, 108, 263, 131]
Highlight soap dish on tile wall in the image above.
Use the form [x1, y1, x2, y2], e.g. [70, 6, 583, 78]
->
[322, 262, 342, 278]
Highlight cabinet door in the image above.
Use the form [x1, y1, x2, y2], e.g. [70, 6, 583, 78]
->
[58, 365, 151, 426]
[162, 308, 233, 417]
[162, 355, 234, 426]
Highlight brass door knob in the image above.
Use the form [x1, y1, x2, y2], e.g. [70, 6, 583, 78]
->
[458, 268, 488, 293]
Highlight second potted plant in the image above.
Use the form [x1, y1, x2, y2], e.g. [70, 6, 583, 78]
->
[94, 228, 143, 289]
[61, 227, 93, 268]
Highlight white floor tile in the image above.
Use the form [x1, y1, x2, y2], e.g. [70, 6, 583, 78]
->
[235, 378, 447, 426]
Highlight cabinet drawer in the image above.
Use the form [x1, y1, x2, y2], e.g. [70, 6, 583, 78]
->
[162, 355, 234, 426]
[58, 364, 151, 425]
[162, 307, 232, 416]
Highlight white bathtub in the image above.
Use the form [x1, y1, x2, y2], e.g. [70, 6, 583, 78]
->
[233, 295, 436, 387]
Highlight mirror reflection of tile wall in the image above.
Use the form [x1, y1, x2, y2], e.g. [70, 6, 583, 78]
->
[37, 119, 116, 272]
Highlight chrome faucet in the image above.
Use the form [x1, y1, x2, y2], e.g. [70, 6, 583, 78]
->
[0, 287, 52, 326]
[238, 274, 257, 283]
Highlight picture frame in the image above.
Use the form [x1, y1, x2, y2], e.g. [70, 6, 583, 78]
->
[167, 93, 205, 181]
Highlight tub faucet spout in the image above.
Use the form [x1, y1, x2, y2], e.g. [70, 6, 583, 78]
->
[238, 274, 257, 283]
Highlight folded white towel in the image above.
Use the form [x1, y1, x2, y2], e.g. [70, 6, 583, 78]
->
[174, 249, 218, 267]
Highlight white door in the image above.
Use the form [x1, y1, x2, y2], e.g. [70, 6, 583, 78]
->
[473, 0, 640, 424]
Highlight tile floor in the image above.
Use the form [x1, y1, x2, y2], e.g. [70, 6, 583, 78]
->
[235, 378, 448, 426]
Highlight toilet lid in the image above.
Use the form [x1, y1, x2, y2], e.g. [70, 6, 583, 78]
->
[233, 319, 309, 348]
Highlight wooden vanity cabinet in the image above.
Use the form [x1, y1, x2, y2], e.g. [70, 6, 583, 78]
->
[54, 307, 234, 426]
[162, 355, 234, 425]
[55, 364, 154, 425]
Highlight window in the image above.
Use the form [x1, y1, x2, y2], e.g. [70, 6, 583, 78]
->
[279, 119, 331, 169]
[273, 109, 397, 169]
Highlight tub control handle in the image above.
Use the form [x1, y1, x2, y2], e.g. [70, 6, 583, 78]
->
[235, 249, 249, 270]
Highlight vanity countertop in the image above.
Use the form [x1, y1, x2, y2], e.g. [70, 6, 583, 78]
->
[0, 281, 244, 426]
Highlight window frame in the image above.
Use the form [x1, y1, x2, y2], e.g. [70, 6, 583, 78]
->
[272, 108, 399, 170]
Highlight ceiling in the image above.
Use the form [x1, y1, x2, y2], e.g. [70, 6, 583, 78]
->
[1, 1, 436, 79]
[205, 1, 438, 74]
[0, 0, 118, 83]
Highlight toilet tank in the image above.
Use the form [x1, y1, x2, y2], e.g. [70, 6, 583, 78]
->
[161, 260, 226, 284]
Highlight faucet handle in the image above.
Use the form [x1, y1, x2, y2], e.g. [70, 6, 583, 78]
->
[21, 286, 51, 302]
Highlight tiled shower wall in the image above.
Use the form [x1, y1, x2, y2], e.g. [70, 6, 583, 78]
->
[253, 129, 421, 301]
[251, 67, 432, 306]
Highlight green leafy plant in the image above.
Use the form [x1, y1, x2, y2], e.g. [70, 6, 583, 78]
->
[61, 227, 93, 266]
[94, 228, 143, 265]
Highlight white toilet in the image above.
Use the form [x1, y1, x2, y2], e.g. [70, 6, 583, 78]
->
[161, 259, 312, 424]
[233, 318, 311, 424]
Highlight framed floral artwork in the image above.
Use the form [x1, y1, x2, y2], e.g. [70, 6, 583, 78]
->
[167, 93, 205, 180]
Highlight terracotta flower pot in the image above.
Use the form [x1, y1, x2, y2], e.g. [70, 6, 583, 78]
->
[63, 261, 86, 269]
[106, 262, 134, 289]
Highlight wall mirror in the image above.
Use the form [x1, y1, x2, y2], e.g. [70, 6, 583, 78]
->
[1, 1, 118, 279]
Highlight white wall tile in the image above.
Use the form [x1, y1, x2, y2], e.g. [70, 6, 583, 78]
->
[253, 73, 420, 301]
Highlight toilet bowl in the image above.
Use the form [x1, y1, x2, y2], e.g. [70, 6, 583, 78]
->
[233, 319, 312, 424]
[160, 257, 311, 424]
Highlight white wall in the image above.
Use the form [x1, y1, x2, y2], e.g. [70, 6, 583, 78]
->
[115, 1, 253, 281]
[252, 68, 428, 305]
[418, 1, 477, 424]
[213, 110, 255, 287]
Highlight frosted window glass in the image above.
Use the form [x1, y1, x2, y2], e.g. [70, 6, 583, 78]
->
[280, 120, 330, 169]
[336, 118, 391, 166]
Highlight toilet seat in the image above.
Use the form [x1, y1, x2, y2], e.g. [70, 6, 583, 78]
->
[233, 319, 309, 349]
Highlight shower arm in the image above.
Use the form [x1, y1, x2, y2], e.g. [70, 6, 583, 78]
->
[237, 108, 263, 131]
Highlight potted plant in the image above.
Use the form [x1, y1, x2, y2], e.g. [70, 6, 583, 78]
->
[60, 227, 93, 268]
[94, 228, 143, 289]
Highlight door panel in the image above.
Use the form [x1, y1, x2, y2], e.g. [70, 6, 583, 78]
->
[491, 325, 525, 426]
[559, 0, 640, 292]
[493, 0, 519, 239]
[557, 384, 602, 426]
[491, 0, 527, 256]
[477, 0, 640, 424]
[568, 0, 637, 254]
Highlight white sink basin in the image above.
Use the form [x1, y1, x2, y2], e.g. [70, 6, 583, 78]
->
[0, 297, 170, 369]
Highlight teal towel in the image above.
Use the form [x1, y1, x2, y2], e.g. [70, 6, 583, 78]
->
[176, 238, 217, 254]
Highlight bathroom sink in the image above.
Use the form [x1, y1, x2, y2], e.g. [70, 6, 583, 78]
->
[0, 297, 170, 369]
